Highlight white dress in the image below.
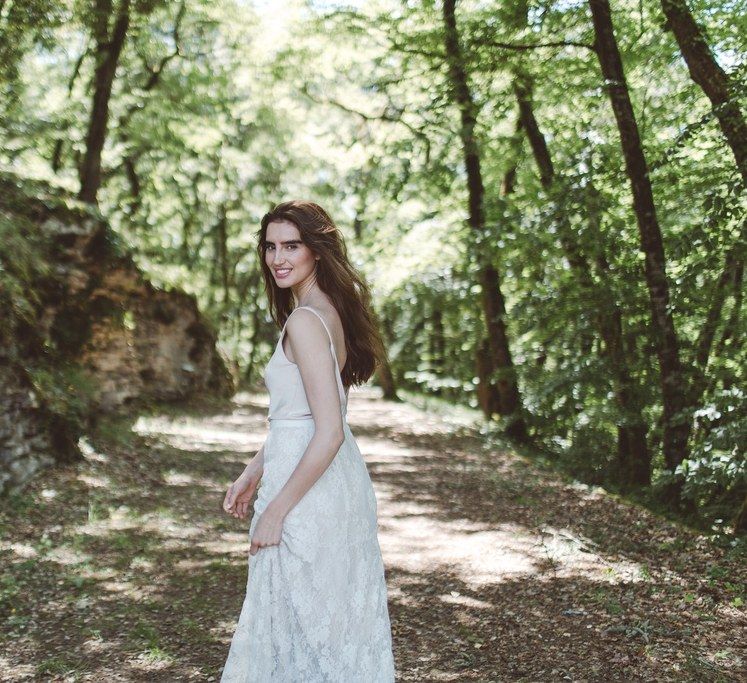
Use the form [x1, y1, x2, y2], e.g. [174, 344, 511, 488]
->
[220, 306, 396, 682]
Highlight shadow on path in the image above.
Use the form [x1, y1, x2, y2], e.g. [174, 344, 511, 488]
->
[0, 387, 744, 681]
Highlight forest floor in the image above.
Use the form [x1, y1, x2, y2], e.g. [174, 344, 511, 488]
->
[1, 386, 745, 682]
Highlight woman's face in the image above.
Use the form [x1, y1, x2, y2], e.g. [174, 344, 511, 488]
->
[264, 219, 318, 291]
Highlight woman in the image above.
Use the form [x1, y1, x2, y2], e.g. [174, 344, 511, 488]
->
[219, 201, 396, 681]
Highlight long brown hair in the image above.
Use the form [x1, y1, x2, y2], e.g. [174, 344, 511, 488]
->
[257, 200, 387, 389]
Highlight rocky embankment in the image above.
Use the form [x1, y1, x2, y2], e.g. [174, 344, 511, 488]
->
[0, 173, 233, 494]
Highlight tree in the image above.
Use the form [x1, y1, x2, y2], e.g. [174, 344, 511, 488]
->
[589, 0, 694, 503]
[78, 0, 132, 204]
[659, 0, 747, 183]
[442, 0, 527, 440]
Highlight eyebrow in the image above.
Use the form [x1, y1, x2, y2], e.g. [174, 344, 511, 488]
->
[264, 239, 303, 246]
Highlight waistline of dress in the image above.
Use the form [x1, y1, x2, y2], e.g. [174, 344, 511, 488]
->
[267, 416, 350, 429]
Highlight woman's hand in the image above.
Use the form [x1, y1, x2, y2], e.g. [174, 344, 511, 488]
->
[223, 465, 262, 520]
[249, 503, 285, 556]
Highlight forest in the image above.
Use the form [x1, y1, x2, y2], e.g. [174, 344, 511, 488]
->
[0, 0, 745, 680]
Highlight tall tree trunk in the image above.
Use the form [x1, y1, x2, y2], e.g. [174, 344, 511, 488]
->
[693, 247, 741, 374]
[244, 300, 262, 385]
[78, 0, 131, 204]
[216, 204, 230, 311]
[659, 0, 747, 406]
[660, 0, 747, 183]
[51, 45, 89, 173]
[442, 0, 527, 440]
[373, 308, 399, 401]
[716, 258, 744, 358]
[514, 72, 651, 487]
[479, 116, 524, 418]
[376, 354, 398, 401]
[430, 304, 445, 396]
[589, 0, 692, 493]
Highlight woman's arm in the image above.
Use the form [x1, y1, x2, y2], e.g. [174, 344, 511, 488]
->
[248, 310, 344, 553]
[223, 442, 266, 519]
[241, 442, 266, 478]
[264, 309, 344, 520]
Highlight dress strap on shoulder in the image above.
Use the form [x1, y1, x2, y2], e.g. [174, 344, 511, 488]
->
[293, 306, 338, 365]
[294, 306, 332, 346]
[275, 307, 349, 416]
[287, 307, 347, 397]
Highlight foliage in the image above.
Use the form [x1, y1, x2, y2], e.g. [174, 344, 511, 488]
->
[0, 0, 744, 530]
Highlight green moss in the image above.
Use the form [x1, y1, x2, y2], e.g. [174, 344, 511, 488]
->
[0, 172, 128, 474]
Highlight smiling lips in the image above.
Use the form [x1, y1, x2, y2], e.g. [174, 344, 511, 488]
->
[275, 268, 292, 279]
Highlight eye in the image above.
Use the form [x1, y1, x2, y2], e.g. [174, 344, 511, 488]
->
[287, 245, 297, 250]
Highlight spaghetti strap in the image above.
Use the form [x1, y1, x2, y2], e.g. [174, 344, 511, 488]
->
[282, 306, 347, 396]
[295, 307, 339, 367]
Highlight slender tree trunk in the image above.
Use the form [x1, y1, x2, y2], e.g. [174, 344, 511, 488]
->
[376, 354, 398, 400]
[244, 302, 262, 385]
[660, 0, 747, 183]
[694, 248, 740, 371]
[587, 191, 652, 486]
[216, 204, 230, 311]
[514, 73, 651, 486]
[122, 148, 141, 214]
[716, 258, 743, 358]
[178, 171, 202, 265]
[78, 0, 131, 204]
[372, 309, 399, 400]
[475, 116, 524, 418]
[476, 337, 501, 416]
[51, 45, 89, 173]
[589, 0, 692, 489]
[430, 304, 445, 396]
[659, 0, 747, 405]
[443, 0, 527, 440]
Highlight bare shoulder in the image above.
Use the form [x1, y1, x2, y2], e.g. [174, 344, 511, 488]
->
[294, 304, 341, 334]
[285, 307, 330, 344]
[286, 304, 346, 369]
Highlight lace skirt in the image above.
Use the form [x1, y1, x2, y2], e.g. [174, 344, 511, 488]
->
[220, 418, 396, 682]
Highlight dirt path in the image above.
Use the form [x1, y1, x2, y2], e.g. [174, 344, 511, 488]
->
[1, 388, 745, 681]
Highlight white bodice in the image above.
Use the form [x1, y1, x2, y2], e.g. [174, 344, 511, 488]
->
[264, 306, 349, 422]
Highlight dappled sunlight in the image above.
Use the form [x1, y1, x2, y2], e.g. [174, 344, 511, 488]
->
[133, 414, 262, 452]
[161, 469, 225, 491]
[79, 437, 111, 463]
[0, 658, 34, 679]
[533, 525, 645, 582]
[195, 535, 253, 557]
[44, 544, 94, 567]
[2, 541, 39, 559]
[377, 489, 645, 588]
[437, 592, 495, 611]
[2, 390, 744, 681]
[77, 473, 113, 488]
[350, 397, 648, 590]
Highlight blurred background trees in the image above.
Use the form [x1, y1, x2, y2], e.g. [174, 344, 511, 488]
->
[1, 0, 744, 531]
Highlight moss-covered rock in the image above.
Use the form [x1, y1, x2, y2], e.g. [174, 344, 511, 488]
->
[0, 172, 234, 495]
